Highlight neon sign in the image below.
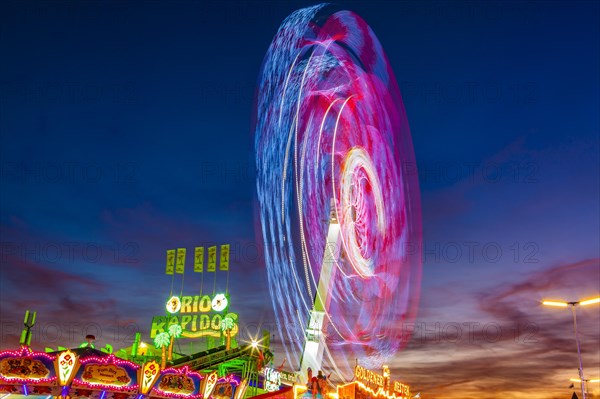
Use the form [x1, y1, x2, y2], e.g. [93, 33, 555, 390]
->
[353, 365, 410, 399]
[355, 365, 384, 388]
[166, 296, 182, 314]
[263, 368, 280, 392]
[167, 294, 227, 314]
[151, 294, 238, 339]
[211, 294, 228, 312]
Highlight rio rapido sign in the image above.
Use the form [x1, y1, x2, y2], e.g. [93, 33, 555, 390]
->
[150, 294, 238, 339]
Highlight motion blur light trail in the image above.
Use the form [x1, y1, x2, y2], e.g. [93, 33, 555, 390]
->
[255, 4, 421, 381]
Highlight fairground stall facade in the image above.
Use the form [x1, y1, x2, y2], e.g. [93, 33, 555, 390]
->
[0, 346, 248, 399]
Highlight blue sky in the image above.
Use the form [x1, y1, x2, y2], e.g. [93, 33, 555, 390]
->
[1, 1, 598, 398]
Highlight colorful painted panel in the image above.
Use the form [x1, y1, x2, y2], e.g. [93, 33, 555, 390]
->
[212, 375, 240, 399]
[151, 367, 202, 399]
[70, 387, 140, 399]
[71, 355, 139, 393]
[0, 347, 57, 385]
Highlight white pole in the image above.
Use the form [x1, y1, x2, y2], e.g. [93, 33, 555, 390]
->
[571, 304, 586, 399]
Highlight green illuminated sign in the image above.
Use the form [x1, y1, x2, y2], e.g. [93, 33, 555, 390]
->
[151, 294, 238, 339]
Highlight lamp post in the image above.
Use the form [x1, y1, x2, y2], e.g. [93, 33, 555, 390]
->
[570, 378, 600, 396]
[543, 297, 600, 399]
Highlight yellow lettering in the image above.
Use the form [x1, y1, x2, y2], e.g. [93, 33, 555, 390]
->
[200, 314, 211, 330]
[150, 316, 166, 338]
[169, 316, 179, 326]
[181, 296, 193, 313]
[211, 314, 222, 330]
[199, 295, 211, 312]
[193, 295, 199, 313]
[181, 315, 192, 330]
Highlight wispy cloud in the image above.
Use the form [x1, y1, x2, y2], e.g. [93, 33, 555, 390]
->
[390, 258, 599, 398]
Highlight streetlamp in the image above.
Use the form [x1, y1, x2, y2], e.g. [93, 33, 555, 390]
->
[570, 378, 600, 383]
[543, 297, 600, 399]
[570, 378, 600, 396]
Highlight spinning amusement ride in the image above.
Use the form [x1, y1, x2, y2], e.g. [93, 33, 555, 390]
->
[1, 5, 421, 399]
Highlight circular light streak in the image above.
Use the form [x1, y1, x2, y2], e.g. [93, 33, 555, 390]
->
[255, 4, 422, 380]
[339, 147, 385, 278]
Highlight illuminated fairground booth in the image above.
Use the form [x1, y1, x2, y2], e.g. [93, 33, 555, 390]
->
[338, 366, 410, 399]
[0, 320, 412, 399]
[293, 366, 411, 399]
[0, 346, 249, 399]
[0, 244, 278, 399]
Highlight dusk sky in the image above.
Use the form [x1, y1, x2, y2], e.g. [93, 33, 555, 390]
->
[1, 1, 599, 399]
